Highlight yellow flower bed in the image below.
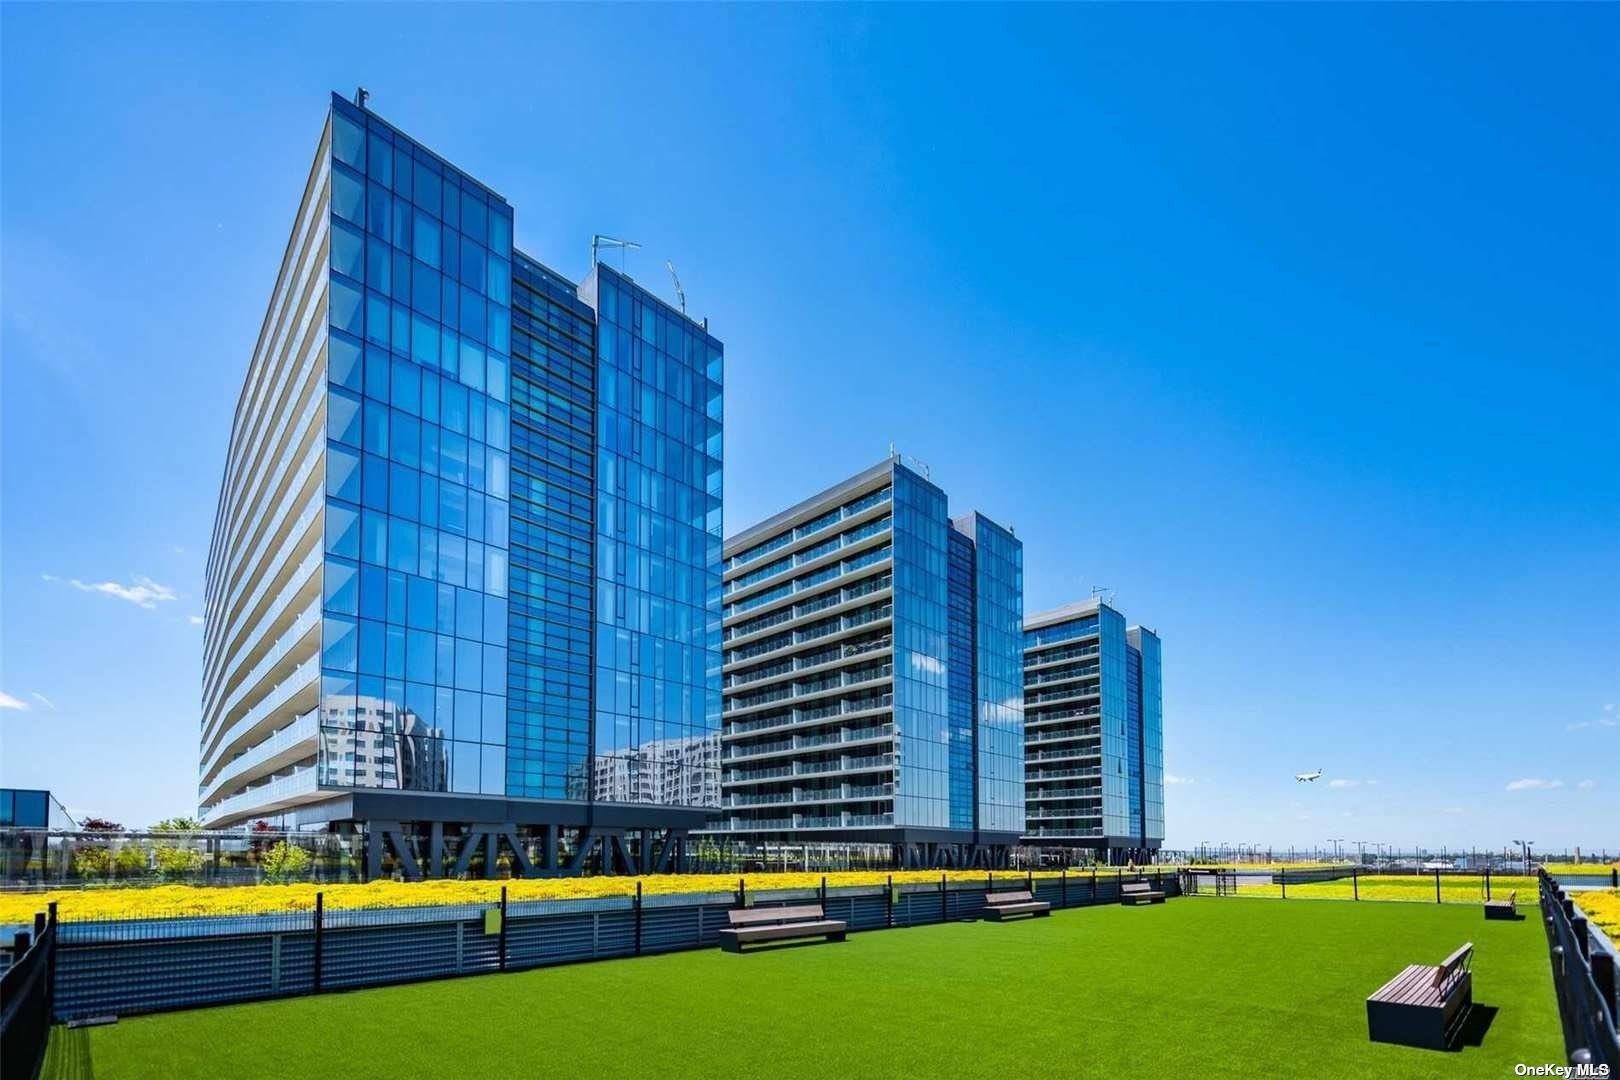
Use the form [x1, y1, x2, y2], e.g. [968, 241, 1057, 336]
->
[1580, 889, 1620, 937]
[1541, 862, 1620, 877]
[0, 869, 1136, 924]
[1236, 874, 1538, 905]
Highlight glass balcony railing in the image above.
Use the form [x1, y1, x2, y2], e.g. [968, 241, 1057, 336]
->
[200, 654, 320, 782]
[1026, 685, 1102, 705]
[1024, 664, 1100, 687]
[207, 596, 321, 745]
[199, 708, 319, 805]
[1023, 641, 1100, 666]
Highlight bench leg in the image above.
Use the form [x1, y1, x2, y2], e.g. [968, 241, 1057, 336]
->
[1036, 908, 1050, 917]
[720, 936, 743, 954]
[828, 931, 847, 943]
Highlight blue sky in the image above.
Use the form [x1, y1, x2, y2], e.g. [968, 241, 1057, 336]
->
[2, 5, 1615, 852]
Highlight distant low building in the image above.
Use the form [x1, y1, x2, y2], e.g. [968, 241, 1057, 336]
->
[0, 788, 77, 829]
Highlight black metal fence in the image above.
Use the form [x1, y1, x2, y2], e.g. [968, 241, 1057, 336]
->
[33, 869, 1177, 1021]
[1538, 870, 1619, 1070]
[1, 904, 57, 1080]
[1178, 865, 1541, 904]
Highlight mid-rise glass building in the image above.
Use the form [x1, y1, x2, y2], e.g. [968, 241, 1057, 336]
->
[198, 92, 721, 877]
[1022, 599, 1163, 862]
[716, 458, 1024, 867]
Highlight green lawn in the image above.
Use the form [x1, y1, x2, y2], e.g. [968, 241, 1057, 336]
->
[47, 898, 1562, 1079]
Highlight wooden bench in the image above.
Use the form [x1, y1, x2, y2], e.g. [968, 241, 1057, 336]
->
[717, 904, 847, 953]
[1366, 942, 1474, 1050]
[1484, 890, 1517, 920]
[1120, 881, 1165, 905]
[983, 889, 1051, 920]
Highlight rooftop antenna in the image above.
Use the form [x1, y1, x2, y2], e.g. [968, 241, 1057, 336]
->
[355, 87, 370, 109]
[665, 260, 687, 314]
[1091, 584, 1116, 605]
[591, 235, 640, 274]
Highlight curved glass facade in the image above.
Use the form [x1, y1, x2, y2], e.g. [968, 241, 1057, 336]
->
[202, 94, 726, 834]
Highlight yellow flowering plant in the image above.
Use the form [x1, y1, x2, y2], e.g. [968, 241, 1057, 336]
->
[0, 869, 1121, 924]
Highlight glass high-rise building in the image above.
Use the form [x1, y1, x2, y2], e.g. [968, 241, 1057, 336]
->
[1022, 599, 1163, 862]
[198, 92, 721, 877]
[716, 457, 1024, 867]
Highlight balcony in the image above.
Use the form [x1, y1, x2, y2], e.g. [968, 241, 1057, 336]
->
[1024, 664, 1100, 688]
[1023, 642, 1100, 668]
[200, 762, 320, 827]
[1025, 747, 1102, 764]
[724, 667, 893, 718]
[199, 708, 319, 806]
[1026, 685, 1102, 706]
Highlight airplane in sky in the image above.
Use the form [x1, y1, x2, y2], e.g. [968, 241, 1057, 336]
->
[1295, 768, 1324, 783]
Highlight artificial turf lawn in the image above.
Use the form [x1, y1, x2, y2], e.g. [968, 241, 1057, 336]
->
[47, 898, 1562, 1080]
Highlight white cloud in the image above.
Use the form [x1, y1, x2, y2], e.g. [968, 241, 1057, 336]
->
[1165, 773, 1195, 785]
[1577, 779, 1598, 790]
[188, 614, 204, 626]
[52, 574, 178, 610]
[1566, 704, 1618, 731]
[0, 691, 29, 711]
[1328, 778, 1378, 789]
[1505, 778, 1563, 791]
[29, 692, 57, 711]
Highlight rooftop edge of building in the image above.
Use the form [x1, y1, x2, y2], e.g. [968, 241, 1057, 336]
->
[723, 455, 916, 557]
[332, 90, 509, 206]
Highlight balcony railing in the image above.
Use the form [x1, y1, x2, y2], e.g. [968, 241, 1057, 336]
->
[1024, 664, 1100, 687]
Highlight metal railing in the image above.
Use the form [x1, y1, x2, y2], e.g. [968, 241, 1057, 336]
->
[1, 903, 56, 1080]
[1539, 869, 1619, 1070]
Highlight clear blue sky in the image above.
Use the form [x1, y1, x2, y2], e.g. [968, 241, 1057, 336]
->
[2, 4, 1615, 853]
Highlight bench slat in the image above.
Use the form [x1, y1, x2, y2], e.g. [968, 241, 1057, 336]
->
[726, 904, 826, 927]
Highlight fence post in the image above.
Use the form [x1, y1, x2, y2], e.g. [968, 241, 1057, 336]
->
[1091, 867, 1097, 898]
[1061, 868, 1068, 908]
[499, 886, 509, 971]
[312, 891, 324, 993]
[1352, 868, 1359, 901]
[886, 874, 894, 928]
[1026, 869, 1033, 893]
[940, 873, 947, 923]
[1434, 870, 1441, 904]
[635, 881, 644, 956]
[1590, 949, 1616, 1017]
[1485, 868, 1491, 901]
[1571, 914, 1589, 960]
[737, 877, 746, 909]
[43, 901, 58, 1019]
[1281, 867, 1287, 900]
[819, 875, 827, 910]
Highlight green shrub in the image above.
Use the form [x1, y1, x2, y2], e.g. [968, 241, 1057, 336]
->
[261, 841, 311, 884]
[115, 846, 149, 877]
[74, 846, 113, 878]
[153, 845, 203, 879]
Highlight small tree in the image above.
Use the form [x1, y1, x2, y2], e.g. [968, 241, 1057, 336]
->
[115, 846, 149, 877]
[261, 841, 312, 884]
[73, 846, 113, 878]
[151, 816, 202, 832]
[153, 844, 203, 879]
